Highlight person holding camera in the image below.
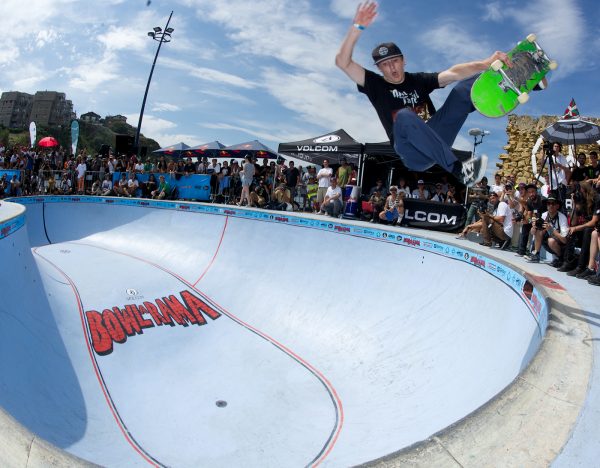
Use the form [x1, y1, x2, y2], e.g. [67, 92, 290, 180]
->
[524, 195, 569, 263]
[464, 177, 489, 226]
[538, 141, 570, 200]
[558, 181, 600, 276]
[515, 184, 545, 256]
[479, 191, 513, 249]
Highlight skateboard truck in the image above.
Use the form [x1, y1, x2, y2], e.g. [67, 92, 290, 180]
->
[490, 34, 557, 105]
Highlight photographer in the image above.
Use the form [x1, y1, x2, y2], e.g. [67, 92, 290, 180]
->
[479, 191, 513, 250]
[525, 195, 568, 263]
[538, 141, 570, 201]
[250, 177, 270, 208]
[558, 181, 600, 276]
[516, 184, 545, 257]
[464, 177, 489, 226]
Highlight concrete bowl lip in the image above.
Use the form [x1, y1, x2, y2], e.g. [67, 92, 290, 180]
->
[0, 200, 592, 467]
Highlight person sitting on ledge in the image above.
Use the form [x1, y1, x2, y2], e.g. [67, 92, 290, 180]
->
[524, 195, 569, 263]
[478, 191, 512, 249]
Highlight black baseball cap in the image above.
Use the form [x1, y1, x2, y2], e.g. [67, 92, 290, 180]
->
[372, 42, 403, 65]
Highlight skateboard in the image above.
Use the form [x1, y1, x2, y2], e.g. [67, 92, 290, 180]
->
[471, 34, 557, 118]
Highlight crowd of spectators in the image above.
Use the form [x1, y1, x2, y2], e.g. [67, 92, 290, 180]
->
[455, 146, 600, 287]
[2, 142, 599, 286]
[0, 145, 362, 212]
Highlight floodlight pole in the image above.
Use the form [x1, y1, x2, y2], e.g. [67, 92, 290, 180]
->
[134, 10, 174, 156]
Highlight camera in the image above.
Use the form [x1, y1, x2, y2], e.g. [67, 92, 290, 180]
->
[542, 141, 554, 156]
[535, 217, 544, 229]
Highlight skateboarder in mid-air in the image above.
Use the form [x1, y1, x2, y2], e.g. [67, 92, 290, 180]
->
[335, 1, 513, 186]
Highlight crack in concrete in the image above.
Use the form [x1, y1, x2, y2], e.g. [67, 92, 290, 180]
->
[518, 376, 578, 407]
[433, 436, 464, 467]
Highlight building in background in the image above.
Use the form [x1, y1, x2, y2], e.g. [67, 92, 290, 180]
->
[80, 111, 101, 123]
[0, 90, 76, 129]
[29, 91, 75, 127]
[0, 91, 34, 129]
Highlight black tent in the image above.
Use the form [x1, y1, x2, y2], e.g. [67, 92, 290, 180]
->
[278, 129, 363, 166]
[363, 141, 472, 163]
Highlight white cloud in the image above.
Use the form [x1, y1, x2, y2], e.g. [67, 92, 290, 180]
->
[0, 45, 20, 66]
[329, 0, 362, 19]
[261, 68, 386, 142]
[123, 113, 204, 147]
[422, 21, 494, 66]
[152, 102, 181, 112]
[198, 88, 256, 106]
[35, 29, 59, 48]
[68, 52, 120, 91]
[482, 2, 504, 22]
[160, 56, 257, 89]
[190, 67, 256, 89]
[97, 26, 148, 53]
[182, 0, 341, 72]
[201, 122, 284, 145]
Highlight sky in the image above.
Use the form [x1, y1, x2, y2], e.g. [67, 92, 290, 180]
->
[0, 0, 598, 178]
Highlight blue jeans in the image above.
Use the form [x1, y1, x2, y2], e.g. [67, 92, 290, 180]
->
[393, 75, 477, 172]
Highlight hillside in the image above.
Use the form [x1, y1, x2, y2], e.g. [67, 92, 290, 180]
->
[2, 119, 160, 156]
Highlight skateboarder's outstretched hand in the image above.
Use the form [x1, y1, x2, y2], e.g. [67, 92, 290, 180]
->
[353, 1, 378, 28]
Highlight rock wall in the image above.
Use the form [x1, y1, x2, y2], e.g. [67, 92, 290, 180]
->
[496, 115, 600, 183]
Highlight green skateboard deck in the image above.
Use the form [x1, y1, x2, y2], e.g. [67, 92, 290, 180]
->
[471, 34, 557, 118]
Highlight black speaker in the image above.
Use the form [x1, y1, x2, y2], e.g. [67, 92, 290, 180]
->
[115, 134, 135, 155]
[99, 144, 111, 156]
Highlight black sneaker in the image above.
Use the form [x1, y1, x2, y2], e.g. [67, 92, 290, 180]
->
[525, 252, 540, 263]
[457, 155, 488, 187]
[551, 259, 562, 268]
[576, 268, 596, 279]
[567, 266, 585, 277]
[587, 275, 600, 286]
[557, 261, 577, 272]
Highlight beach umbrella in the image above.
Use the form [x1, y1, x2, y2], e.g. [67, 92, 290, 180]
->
[541, 118, 600, 155]
[38, 136, 59, 147]
[221, 140, 279, 159]
[152, 142, 191, 158]
[188, 141, 227, 158]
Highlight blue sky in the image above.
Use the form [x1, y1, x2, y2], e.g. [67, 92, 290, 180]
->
[0, 0, 597, 178]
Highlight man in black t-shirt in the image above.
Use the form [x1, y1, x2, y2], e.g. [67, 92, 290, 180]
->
[335, 1, 513, 186]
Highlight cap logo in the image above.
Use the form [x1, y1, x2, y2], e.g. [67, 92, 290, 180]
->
[379, 46, 389, 56]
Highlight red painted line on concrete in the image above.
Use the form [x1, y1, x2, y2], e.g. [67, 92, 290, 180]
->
[193, 216, 228, 287]
[69, 241, 344, 467]
[33, 248, 162, 468]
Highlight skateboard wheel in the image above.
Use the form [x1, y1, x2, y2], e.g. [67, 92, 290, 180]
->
[518, 92, 529, 104]
[526, 33, 536, 42]
[491, 60, 503, 71]
[549, 60, 558, 70]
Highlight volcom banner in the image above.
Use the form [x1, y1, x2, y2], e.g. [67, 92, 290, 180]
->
[402, 199, 466, 232]
[71, 120, 79, 156]
[29, 122, 36, 148]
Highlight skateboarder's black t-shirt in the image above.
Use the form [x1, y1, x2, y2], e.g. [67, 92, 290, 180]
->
[358, 69, 441, 143]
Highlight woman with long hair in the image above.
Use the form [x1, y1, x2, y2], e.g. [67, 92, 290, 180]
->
[238, 155, 255, 206]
